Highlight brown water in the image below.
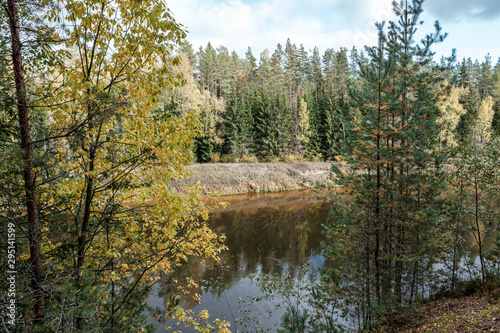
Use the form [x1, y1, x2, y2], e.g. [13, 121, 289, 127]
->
[146, 189, 497, 332]
[147, 189, 335, 332]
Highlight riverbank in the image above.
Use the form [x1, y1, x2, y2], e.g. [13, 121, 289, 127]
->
[373, 287, 500, 332]
[169, 161, 340, 195]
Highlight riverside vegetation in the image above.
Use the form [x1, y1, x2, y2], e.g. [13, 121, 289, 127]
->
[1, 0, 499, 332]
[169, 161, 339, 195]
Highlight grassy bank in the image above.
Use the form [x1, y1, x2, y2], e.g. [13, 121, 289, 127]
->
[169, 161, 340, 195]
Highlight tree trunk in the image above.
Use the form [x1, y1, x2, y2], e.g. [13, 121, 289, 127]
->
[5, 0, 45, 324]
[474, 177, 486, 283]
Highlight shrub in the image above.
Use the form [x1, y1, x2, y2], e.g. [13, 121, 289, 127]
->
[283, 154, 305, 163]
[210, 152, 221, 163]
[220, 154, 238, 163]
[239, 154, 259, 163]
[306, 150, 323, 162]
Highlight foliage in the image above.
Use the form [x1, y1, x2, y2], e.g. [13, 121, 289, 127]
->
[323, 0, 450, 329]
[436, 82, 468, 148]
[236, 265, 342, 333]
[169, 28, 500, 163]
[449, 136, 500, 284]
[486, 234, 500, 279]
[148, 25, 500, 163]
[0, 0, 226, 331]
[162, 53, 225, 162]
[473, 96, 495, 142]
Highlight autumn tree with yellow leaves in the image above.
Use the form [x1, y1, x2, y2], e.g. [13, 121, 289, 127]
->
[0, 0, 228, 332]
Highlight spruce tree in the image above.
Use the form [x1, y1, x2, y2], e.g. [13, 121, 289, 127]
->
[197, 43, 218, 94]
[223, 91, 254, 157]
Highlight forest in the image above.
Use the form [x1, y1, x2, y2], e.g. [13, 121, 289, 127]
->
[171, 37, 500, 164]
[0, 0, 499, 332]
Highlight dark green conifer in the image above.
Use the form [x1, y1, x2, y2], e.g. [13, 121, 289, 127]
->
[323, 1, 448, 328]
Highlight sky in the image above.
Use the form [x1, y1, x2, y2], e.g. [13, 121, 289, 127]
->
[166, 0, 500, 65]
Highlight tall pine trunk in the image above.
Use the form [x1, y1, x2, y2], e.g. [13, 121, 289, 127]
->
[5, 0, 45, 324]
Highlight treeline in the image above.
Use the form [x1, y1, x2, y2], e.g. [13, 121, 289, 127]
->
[166, 37, 500, 163]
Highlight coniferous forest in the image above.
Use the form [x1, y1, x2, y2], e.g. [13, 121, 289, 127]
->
[169, 35, 500, 164]
[1, 0, 499, 332]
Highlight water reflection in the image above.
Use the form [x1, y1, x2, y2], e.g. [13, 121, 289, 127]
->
[147, 189, 498, 332]
[150, 190, 334, 332]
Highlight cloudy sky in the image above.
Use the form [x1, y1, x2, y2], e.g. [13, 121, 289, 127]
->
[166, 0, 500, 64]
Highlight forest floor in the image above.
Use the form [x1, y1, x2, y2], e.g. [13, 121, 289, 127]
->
[169, 161, 342, 195]
[379, 288, 500, 332]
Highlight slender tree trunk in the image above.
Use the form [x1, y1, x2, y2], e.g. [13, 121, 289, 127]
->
[365, 220, 372, 329]
[452, 197, 463, 290]
[75, 142, 95, 330]
[395, 227, 404, 305]
[452, 179, 464, 291]
[75, 93, 96, 329]
[375, 63, 383, 303]
[5, 0, 45, 324]
[383, 136, 392, 297]
[474, 177, 485, 283]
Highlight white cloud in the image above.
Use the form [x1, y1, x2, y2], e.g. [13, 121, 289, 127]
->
[426, 0, 500, 21]
[166, 0, 391, 56]
[165, 0, 499, 62]
[330, 0, 393, 24]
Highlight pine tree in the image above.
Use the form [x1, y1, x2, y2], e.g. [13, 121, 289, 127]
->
[198, 43, 218, 94]
[257, 48, 272, 92]
[310, 46, 323, 100]
[269, 45, 286, 97]
[493, 58, 500, 132]
[216, 45, 234, 98]
[324, 1, 448, 328]
[245, 46, 257, 80]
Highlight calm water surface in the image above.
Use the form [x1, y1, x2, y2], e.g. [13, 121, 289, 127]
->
[147, 189, 336, 332]
[147, 189, 496, 332]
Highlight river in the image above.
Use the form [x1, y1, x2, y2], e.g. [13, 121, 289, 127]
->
[147, 188, 497, 332]
[147, 189, 335, 332]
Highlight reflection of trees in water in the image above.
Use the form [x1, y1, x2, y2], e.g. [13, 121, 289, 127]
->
[211, 202, 330, 276]
[158, 201, 333, 309]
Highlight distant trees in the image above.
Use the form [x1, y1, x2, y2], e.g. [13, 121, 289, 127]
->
[452, 55, 500, 139]
[178, 40, 357, 162]
[175, 36, 500, 164]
